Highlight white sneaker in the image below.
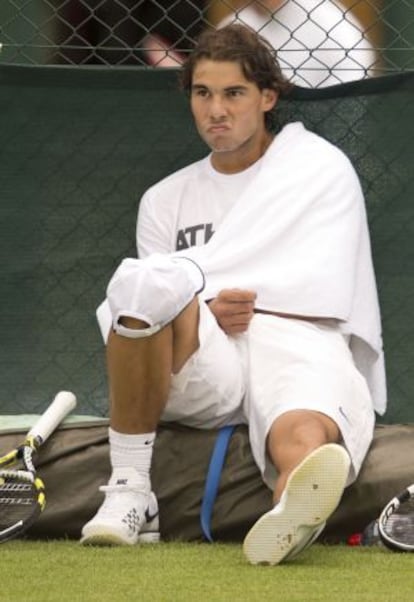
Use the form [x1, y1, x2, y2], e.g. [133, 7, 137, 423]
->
[80, 484, 160, 546]
[243, 443, 350, 565]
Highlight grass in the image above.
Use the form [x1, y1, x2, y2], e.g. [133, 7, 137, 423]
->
[2, 541, 414, 602]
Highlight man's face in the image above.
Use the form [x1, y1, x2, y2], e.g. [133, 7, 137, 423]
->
[190, 59, 277, 166]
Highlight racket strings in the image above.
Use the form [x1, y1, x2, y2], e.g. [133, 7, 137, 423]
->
[1, 481, 35, 501]
[0, 478, 39, 531]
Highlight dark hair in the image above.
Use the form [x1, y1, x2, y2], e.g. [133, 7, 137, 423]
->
[179, 24, 292, 130]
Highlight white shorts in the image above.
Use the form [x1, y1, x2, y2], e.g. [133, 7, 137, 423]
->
[162, 300, 247, 428]
[162, 301, 375, 490]
[245, 314, 375, 489]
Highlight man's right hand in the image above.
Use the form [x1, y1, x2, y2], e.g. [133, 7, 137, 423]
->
[207, 288, 257, 335]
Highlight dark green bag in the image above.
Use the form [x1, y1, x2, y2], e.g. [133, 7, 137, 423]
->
[0, 422, 412, 542]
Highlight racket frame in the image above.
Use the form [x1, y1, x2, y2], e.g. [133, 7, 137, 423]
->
[378, 484, 414, 552]
[0, 391, 76, 543]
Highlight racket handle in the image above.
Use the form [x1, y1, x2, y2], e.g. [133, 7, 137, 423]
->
[27, 391, 77, 444]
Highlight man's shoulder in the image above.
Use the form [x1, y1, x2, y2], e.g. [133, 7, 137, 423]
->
[274, 122, 355, 176]
[277, 122, 344, 155]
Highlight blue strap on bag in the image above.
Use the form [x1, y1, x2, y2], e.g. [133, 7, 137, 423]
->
[200, 425, 235, 542]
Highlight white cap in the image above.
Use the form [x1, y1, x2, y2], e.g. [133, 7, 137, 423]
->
[106, 253, 205, 338]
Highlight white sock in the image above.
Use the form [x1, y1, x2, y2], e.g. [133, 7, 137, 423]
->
[108, 428, 155, 489]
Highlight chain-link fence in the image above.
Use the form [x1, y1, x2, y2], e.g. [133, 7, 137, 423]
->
[1, 2, 414, 85]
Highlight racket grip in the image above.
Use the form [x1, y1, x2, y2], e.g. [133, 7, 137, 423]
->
[27, 391, 77, 444]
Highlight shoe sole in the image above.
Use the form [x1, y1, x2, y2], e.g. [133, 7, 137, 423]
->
[80, 528, 160, 546]
[80, 532, 135, 546]
[243, 443, 350, 565]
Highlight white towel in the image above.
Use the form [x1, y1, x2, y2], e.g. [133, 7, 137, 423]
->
[179, 123, 386, 414]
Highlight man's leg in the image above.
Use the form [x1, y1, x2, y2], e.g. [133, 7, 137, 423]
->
[81, 297, 200, 545]
[267, 410, 341, 502]
[108, 297, 200, 434]
[243, 410, 350, 565]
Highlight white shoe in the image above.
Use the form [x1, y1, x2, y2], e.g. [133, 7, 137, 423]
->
[243, 443, 350, 565]
[80, 483, 160, 546]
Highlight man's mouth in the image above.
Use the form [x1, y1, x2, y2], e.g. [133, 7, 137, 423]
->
[208, 124, 229, 133]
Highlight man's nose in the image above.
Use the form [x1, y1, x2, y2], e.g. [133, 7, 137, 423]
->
[209, 95, 227, 119]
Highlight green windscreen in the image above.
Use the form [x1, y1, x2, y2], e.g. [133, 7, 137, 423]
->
[0, 65, 413, 422]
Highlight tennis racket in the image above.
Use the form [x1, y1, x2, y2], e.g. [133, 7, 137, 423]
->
[378, 484, 414, 552]
[0, 391, 77, 543]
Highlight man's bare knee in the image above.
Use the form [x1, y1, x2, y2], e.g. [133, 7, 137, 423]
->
[271, 410, 340, 446]
[267, 410, 340, 474]
[267, 410, 341, 502]
[118, 315, 151, 330]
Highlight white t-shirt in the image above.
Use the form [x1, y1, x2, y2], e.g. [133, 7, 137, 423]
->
[137, 155, 262, 257]
[107, 122, 385, 414]
[218, 1, 377, 88]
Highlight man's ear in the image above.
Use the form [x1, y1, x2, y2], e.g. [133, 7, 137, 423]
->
[262, 89, 278, 111]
